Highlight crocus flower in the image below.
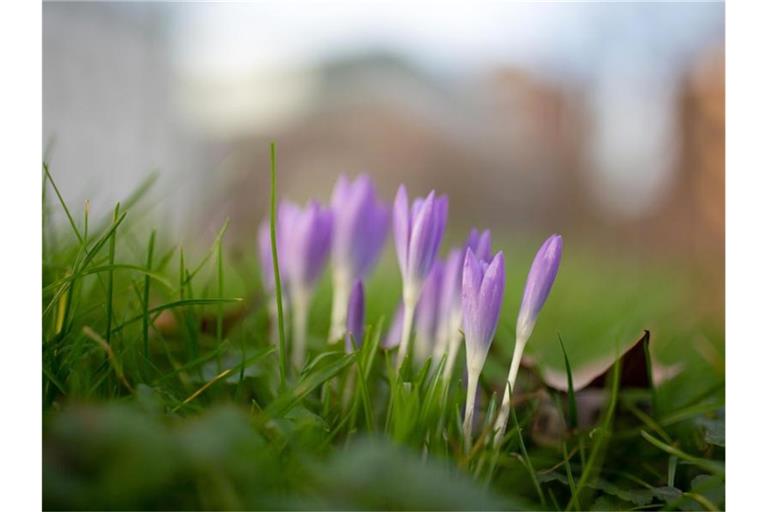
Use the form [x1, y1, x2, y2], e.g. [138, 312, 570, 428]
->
[414, 261, 444, 364]
[345, 280, 365, 353]
[279, 200, 333, 369]
[493, 234, 562, 445]
[435, 229, 493, 380]
[515, 235, 563, 343]
[381, 303, 404, 350]
[328, 175, 389, 343]
[461, 248, 505, 449]
[393, 185, 448, 366]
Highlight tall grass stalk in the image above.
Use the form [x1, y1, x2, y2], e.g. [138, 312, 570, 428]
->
[269, 142, 288, 386]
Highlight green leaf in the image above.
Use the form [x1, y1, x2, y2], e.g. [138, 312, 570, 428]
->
[558, 333, 578, 430]
[268, 351, 356, 418]
[695, 415, 725, 447]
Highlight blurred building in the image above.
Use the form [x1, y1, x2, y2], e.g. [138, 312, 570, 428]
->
[42, 1, 724, 277]
[214, 54, 592, 240]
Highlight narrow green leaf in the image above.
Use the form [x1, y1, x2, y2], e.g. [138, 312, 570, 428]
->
[142, 229, 156, 360]
[270, 142, 288, 387]
[640, 430, 724, 477]
[558, 333, 578, 430]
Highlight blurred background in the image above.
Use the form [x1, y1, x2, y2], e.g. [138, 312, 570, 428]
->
[43, 1, 724, 328]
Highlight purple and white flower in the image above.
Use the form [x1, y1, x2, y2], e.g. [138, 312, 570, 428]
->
[278, 200, 333, 369]
[434, 229, 493, 379]
[461, 248, 505, 448]
[328, 174, 389, 343]
[393, 185, 448, 366]
[493, 234, 562, 445]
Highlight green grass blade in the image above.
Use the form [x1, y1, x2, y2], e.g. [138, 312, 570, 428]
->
[641, 330, 657, 414]
[269, 142, 288, 387]
[640, 430, 725, 477]
[43, 162, 84, 245]
[568, 356, 622, 510]
[509, 401, 545, 506]
[216, 221, 227, 344]
[104, 203, 120, 345]
[109, 298, 243, 336]
[558, 333, 578, 430]
[143, 229, 156, 360]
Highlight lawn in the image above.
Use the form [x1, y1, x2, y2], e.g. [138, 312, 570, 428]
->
[42, 162, 724, 511]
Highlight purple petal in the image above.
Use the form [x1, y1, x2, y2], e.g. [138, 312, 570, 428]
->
[393, 185, 410, 278]
[476, 230, 492, 263]
[416, 261, 445, 348]
[406, 191, 436, 283]
[284, 201, 333, 288]
[440, 247, 464, 320]
[332, 174, 389, 278]
[466, 229, 480, 251]
[465, 228, 492, 263]
[277, 200, 301, 285]
[407, 192, 447, 284]
[330, 174, 351, 212]
[345, 279, 365, 352]
[516, 235, 563, 340]
[462, 249, 505, 371]
[476, 251, 505, 346]
[382, 303, 404, 349]
[461, 248, 484, 352]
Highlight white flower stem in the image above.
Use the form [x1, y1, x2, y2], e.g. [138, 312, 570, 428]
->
[442, 318, 463, 381]
[328, 269, 351, 343]
[268, 293, 289, 344]
[290, 286, 310, 370]
[493, 337, 527, 446]
[463, 369, 480, 452]
[431, 322, 449, 364]
[395, 289, 417, 369]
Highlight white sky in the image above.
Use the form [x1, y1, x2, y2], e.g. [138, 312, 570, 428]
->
[169, 1, 723, 81]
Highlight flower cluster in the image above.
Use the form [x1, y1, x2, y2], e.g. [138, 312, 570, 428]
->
[259, 174, 562, 447]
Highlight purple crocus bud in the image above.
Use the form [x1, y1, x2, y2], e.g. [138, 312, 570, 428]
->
[493, 234, 562, 446]
[329, 174, 389, 342]
[280, 200, 333, 291]
[461, 248, 505, 448]
[515, 234, 563, 343]
[393, 186, 448, 299]
[331, 174, 390, 279]
[381, 303, 404, 350]
[393, 185, 448, 366]
[414, 261, 444, 363]
[278, 200, 333, 369]
[462, 249, 505, 375]
[345, 279, 365, 353]
[440, 229, 493, 339]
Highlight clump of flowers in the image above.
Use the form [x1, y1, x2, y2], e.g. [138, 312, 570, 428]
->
[259, 178, 562, 448]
